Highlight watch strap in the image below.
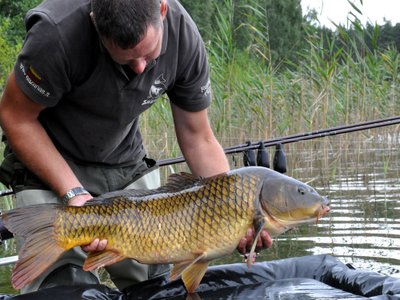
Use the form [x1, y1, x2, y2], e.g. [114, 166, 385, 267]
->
[62, 187, 90, 204]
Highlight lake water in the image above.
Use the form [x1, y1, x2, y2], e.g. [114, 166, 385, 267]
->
[1, 128, 399, 295]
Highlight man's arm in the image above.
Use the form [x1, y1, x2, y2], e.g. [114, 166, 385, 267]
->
[171, 103, 229, 177]
[171, 103, 272, 253]
[0, 72, 102, 250]
[0, 72, 91, 206]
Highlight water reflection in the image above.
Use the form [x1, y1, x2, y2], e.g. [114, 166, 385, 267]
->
[270, 134, 400, 278]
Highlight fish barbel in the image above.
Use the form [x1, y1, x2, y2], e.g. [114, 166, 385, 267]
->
[1, 166, 330, 292]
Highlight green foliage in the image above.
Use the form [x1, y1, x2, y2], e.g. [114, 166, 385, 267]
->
[0, 0, 42, 44]
[0, 18, 21, 91]
[263, 0, 304, 66]
[0, 0, 40, 16]
[0, 0, 41, 91]
[178, 0, 215, 42]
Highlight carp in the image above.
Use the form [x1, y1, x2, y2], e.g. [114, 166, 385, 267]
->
[1, 166, 330, 293]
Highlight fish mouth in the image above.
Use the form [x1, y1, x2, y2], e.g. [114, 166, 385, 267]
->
[315, 196, 330, 223]
[316, 203, 330, 222]
[261, 199, 330, 236]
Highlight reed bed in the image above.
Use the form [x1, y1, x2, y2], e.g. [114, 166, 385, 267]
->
[141, 0, 400, 180]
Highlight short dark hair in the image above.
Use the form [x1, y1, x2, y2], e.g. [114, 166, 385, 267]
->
[91, 0, 161, 49]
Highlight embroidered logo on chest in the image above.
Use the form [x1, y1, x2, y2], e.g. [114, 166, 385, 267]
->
[141, 74, 167, 106]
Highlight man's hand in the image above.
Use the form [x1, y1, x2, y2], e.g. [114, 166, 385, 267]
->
[68, 194, 109, 252]
[82, 238, 108, 252]
[237, 228, 272, 255]
[68, 193, 93, 206]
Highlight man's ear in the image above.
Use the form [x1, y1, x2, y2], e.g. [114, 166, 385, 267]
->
[160, 0, 168, 20]
[90, 12, 96, 26]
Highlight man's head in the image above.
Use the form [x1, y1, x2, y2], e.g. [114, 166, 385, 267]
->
[91, 0, 168, 74]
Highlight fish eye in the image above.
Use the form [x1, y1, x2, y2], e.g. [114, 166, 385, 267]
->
[298, 187, 306, 195]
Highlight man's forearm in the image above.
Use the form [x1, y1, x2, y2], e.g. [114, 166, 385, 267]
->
[183, 136, 229, 177]
[0, 73, 84, 200]
[5, 123, 83, 198]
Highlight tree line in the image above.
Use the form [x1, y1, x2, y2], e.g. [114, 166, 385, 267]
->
[1, 0, 400, 87]
[180, 0, 400, 65]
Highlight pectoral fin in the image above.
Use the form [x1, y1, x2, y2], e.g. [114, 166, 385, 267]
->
[83, 250, 126, 271]
[247, 217, 266, 267]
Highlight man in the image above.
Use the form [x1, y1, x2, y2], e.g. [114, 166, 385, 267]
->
[0, 0, 272, 293]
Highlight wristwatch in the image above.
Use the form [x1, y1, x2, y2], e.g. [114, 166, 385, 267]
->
[62, 187, 90, 204]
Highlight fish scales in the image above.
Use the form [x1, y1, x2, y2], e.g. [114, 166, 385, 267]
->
[54, 173, 259, 263]
[2, 166, 330, 292]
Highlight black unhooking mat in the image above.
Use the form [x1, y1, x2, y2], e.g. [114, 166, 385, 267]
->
[1, 254, 400, 299]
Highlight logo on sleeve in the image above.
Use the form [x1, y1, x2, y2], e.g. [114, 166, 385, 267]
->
[201, 79, 211, 97]
[26, 66, 42, 85]
[141, 74, 167, 106]
[19, 63, 50, 97]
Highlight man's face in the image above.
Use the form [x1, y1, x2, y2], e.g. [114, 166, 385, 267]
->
[103, 24, 163, 75]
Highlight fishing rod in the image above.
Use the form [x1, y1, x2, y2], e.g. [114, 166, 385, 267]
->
[158, 116, 400, 166]
[225, 116, 400, 153]
[2, 116, 396, 195]
[0, 255, 17, 267]
[0, 189, 13, 197]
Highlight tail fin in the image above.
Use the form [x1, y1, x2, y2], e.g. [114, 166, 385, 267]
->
[2, 204, 66, 289]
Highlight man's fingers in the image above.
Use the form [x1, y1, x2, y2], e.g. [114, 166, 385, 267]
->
[81, 238, 108, 252]
[237, 228, 273, 254]
[255, 230, 273, 251]
[245, 228, 254, 253]
[97, 239, 107, 251]
[82, 238, 99, 252]
[68, 194, 93, 206]
[237, 237, 248, 254]
[261, 230, 273, 249]
[237, 229, 254, 254]
[255, 235, 263, 252]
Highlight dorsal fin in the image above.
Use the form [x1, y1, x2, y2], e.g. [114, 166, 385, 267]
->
[90, 172, 203, 203]
[163, 172, 203, 191]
